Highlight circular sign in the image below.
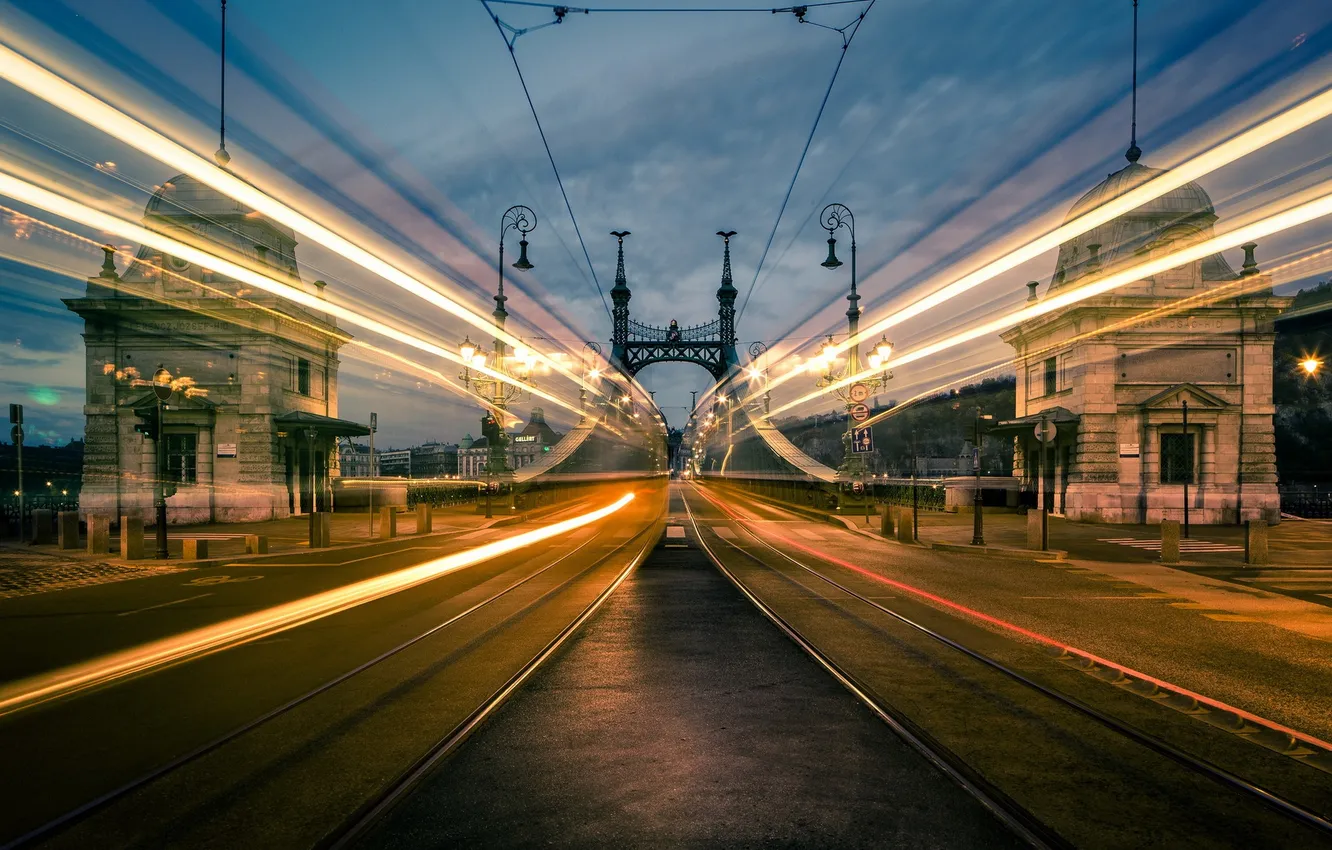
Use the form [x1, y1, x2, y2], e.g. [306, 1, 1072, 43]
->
[850, 403, 870, 422]
[851, 481, 865, 495]
[1034, 419, 1056, 443]
[10, 425, 21, 444]
[849, 383, 870, 403]
[153, 383, 172, 402]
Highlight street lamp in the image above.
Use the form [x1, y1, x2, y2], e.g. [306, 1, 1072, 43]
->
[1301, 356, 1323, 376]
[458, 205, 540, 516]
[151, 366, 173, 559]
[814, 203, 891, 482]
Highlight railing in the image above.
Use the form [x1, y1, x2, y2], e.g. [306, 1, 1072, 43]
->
[1280, 488, 1332, 519]
[406, 481, 480, 508]
[627, 318, 720, 342]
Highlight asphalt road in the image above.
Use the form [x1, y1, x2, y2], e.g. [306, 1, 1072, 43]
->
[0, 482, 664, 848]
[683, 482, 1332, 848]
[358, 486, 1022, 849]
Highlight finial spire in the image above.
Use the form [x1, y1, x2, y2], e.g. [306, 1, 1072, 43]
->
[1126, 0, 1141, 163]
[214, 0, 231, 167]
[717, 231, 736, 291]
[611, 230, 630, 290]
[98, 244, 119, 280]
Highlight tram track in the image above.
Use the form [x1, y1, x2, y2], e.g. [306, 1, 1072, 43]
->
[9, 506, 662, 850]
[681, 483, 1332, 848]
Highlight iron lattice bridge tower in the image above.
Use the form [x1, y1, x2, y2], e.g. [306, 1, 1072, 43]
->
[608, 230, 741, 382]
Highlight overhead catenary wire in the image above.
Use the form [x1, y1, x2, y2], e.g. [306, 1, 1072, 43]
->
[486, 1, 866, 12]
[736, 2, 875, 323]
[481, 1, 613, 321]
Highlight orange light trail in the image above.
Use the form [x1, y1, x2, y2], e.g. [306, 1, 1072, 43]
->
[0, 168, 594, 420]
[695, 84, 1332, 419]
[763, 182, 1332, 421]
[0, 492, 636, 718]
[0, 42, 596, 396]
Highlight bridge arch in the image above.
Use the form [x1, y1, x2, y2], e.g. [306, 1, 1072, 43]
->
[608, 230, 740, 382]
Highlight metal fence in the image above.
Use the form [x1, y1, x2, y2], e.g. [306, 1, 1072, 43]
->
[1280, 488, 1332, 519]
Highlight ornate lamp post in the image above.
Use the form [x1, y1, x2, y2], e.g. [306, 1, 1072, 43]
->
[458, 205, 539, 517]
[580, 341, 603, 419]
[814, 204, 892, 481]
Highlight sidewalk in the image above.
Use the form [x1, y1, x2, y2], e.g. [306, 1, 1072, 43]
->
[0, 505, 501, 600]
[911, 510, 1332, 567]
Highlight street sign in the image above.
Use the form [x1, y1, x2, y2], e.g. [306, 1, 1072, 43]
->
[10, 424, 22, 444]
[848, 383, 870, 403]
[8, 403, 21, 424]
[1034, 418, 1056, 442]
[153, 382, 172, 402]
[850, 403, 870, 422]
[851, 426, 874, 453]
[851, 481, 865, 495]
[370, 411, 378, 433]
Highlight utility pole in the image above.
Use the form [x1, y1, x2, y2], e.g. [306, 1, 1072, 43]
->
[10, 404, 23, 543]
[369, 411, 377, 537]
[1182, 399, 1190, 539]
[971, 407, 985, 546]
[911, 427, 918, 541]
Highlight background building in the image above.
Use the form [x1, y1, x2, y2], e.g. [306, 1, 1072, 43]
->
[65, 175, 367, 523]
[378, 449, 412, 478]
[998, 151, 1290, 524]
[410, 442, 460, 478]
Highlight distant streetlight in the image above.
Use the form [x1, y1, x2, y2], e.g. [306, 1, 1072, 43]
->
[1301, 357, 1322, 376]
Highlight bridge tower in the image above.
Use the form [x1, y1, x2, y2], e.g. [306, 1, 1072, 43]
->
[609, 231, 741, 381]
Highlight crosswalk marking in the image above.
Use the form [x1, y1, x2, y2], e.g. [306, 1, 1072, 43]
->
[712, 526, 737, 540]
[1098, 537, 1244, 553]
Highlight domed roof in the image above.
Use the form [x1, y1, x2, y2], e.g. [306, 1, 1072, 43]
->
[144, 174, 295, 240]
[1049, 151, 1233, 290]
[1064, 160, 1215, 225]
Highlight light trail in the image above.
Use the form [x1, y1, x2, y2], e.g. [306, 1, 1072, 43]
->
[688, 482, 1332, 754]
[0, 491, 637, 718]
[0, 43, 596, 396]
[700, 85, 1332, 418]
[0, 168, 593, 420]
[764, 182, 1332, 421]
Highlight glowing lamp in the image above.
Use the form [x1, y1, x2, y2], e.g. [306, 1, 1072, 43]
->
[459, 337, 476, 362]
[1302, 357, 1322, 375]
[875, 337, 893, 362]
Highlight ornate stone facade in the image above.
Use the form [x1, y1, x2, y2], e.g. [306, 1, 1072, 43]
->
[999, 154, 1291, 524]
[65, 175, 364, 524]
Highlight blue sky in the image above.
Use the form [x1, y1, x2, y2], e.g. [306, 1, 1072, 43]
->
[1, 0, 1330, 447]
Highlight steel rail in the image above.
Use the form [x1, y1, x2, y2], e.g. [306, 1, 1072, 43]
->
[4, 523, 639, 850]
[679, 488, 1063, 849]
[693, 484, 1332, 840]
[323, 521, 661, 848]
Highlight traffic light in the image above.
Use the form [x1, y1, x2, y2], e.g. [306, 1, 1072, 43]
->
[133, 406, 160, 439]
[481, 414, 502, 444]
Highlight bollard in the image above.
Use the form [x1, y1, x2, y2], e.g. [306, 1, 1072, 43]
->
[57, 511, 80, 550]
[245, 534, 268, 555]
[31, 509, 52, 545]
[416, 503, 433, 534]
[1026, 509, 1049, 551]
[379, 506, 397, 539]
[308, 511, 331, 549]
[182, 539, 209, 560]
[1245, 519, 1269, 566]
[88, 514, 110, 555]
[880, 505, 893, 537]
[120, 515, 144, 560]
[1160, 520, 1181, 564]
[896, 507, 916, 544]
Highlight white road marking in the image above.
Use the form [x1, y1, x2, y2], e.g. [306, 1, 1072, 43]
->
[794, 529, 823, 540]
[713, 527, 737, 540]
[1097, 538, 1244, 553]
[666, 526, 686, 539]
[117, 593, 213, 617]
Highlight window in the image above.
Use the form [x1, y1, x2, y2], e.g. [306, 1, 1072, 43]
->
[165, 433, 197, 485]
[297, 358, 311, 395]
[1160, 432, 1194, 484]
[1044, 357, 1058, 396]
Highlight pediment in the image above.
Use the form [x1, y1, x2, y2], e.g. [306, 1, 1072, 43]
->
[1139, 383, 1227, 411]
[125, 389, 218, 412]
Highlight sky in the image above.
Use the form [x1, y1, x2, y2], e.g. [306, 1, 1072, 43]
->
[1, 0, 1331, 449]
